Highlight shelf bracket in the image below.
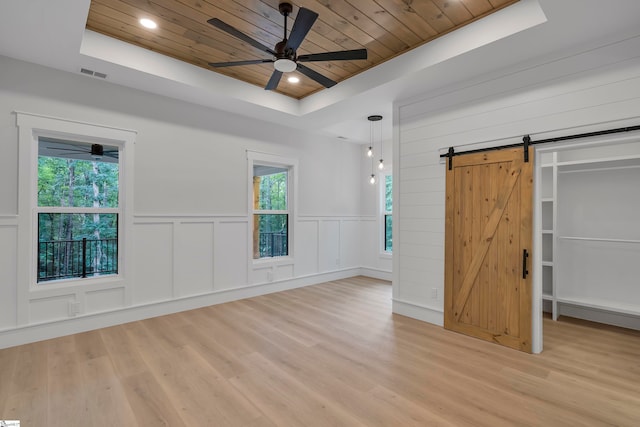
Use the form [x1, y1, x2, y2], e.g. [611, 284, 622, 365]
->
[448, 146, 454, 170]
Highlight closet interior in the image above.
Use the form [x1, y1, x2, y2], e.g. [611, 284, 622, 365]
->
[539, 138, 640, 330]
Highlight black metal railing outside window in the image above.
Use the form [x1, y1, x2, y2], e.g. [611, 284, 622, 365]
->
[384, 214, 393, 252]
[259, 232, 288, 258]
[38, 238, 118, 282]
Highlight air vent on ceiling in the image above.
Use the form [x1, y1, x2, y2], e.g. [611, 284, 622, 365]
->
[80, 68, 107, 79]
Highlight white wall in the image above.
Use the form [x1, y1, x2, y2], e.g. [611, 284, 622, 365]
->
[394, 34, 640, 325]
[0, 55, 375, 348]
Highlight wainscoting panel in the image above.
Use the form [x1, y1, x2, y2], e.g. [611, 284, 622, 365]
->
[0, 223, 18, 329]
[29, 294, 76, 324]
[214, 220, 249, 290]
[319, 220, 340, 272]
[275, 264, 294, 281]
[295, 220, 319, 276]
[174, 221, 215, 297]
[340, 219, 361, 268]
[85, 287, 126, 314]
[133, 222, 174, 304]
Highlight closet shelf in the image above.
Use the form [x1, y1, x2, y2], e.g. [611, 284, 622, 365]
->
[557, 156, 640, 173]
[542, 229, 554, 234]
[542, 293, 553, 301]
[556, 296, 640, 317]
[558, 236, 640, 244]
[542, 261, 553, 267]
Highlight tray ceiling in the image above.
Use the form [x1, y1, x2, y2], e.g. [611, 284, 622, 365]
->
[86, 0, 518, 99]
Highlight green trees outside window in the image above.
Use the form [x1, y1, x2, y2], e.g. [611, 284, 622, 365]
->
[37, 144, 119, 282]
[384, 174, 392, 252]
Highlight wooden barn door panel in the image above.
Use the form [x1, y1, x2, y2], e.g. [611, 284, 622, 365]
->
[444, 147, 532, 352]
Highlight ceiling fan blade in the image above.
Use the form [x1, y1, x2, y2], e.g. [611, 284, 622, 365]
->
[209, 59, 274, 68]
[207, 18, 276, 56]
[296, 64, 337, 88]
[265, 70, 283, 90]
[297, 49, 368, 62]
[285, 7, 318, 51]
[54, 152, 88, 156]
[46, 149, 88, 155]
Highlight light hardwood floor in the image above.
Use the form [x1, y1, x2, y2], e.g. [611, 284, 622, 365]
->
[1, 276, 639, 426]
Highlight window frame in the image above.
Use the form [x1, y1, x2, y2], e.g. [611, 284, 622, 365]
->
[380, 170, 393, 256]
[247, 151, 297, 267]
[17, 112, 135, 297]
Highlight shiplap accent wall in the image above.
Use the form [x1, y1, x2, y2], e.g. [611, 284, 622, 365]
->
[394, 34, 640, 326]
[0, 55, 390, 349]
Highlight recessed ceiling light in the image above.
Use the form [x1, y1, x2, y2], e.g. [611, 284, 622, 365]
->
[139, 18, 157, 29]
[287, 76, 300, 83]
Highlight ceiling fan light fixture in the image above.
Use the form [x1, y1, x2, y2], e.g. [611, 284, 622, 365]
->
[274, 58, 297, 72]
[139, 18, 157, 29]
[287, 76, 300, 83]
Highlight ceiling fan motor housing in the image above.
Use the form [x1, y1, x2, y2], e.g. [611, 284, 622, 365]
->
[278, 2, 293, 16]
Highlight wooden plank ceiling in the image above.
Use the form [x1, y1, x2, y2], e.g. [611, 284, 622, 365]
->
[87, 0, 519, 99]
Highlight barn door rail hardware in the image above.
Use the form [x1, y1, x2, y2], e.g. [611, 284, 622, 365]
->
[441, 124, 640, 170]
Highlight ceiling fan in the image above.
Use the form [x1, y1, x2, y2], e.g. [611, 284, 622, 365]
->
[207, 2, 368, 91]
[45, 143, 118, 160]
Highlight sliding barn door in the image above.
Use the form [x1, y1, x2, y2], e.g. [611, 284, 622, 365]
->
[444, 147, 533, 352]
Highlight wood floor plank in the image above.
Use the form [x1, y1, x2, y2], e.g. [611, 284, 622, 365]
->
[79, 355, 138, 426]
[99, 324, 147, 379]
[1, 276, 639, 426]
[2, 341, 49, 425]
[47, 338, 88, 427]
[120, 371, 188, 426]
[230, 351, 368, 427]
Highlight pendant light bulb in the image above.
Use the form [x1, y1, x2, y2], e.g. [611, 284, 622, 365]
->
[367, 146, 373, 157]
[378, 159, 384, 170]
[369, 174, 376, 184]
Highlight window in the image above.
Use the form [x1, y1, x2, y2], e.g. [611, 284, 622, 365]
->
[37, 138, 120, 282]
[17, 112, 134, 292]
[384, 174, 392, 252]
[252, 163, 291, 259]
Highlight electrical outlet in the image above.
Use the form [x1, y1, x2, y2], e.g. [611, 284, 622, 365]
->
[68, 301, 80, 316]
[431, 288, 438, 299]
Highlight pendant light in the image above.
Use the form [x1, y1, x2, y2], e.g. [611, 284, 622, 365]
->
[367, 115, 383, 184]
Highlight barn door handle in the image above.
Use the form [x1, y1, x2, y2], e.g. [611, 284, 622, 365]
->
[522, 249, 529, 279]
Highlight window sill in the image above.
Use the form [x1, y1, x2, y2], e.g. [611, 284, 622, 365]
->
[252, 256, 294, 269]
[30, 274, 125, 294]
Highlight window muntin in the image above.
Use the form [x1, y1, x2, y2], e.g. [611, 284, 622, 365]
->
[37, 138, 120, 283]
[253, 165, 289, 259]
[384, 174, 392, 252]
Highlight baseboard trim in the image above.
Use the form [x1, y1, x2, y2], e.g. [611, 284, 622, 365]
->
[558, 303, 640, 331]
[392, 298, 444, 326]
[359, 267, 392, 281]
[0, 268, 360, 349]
